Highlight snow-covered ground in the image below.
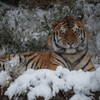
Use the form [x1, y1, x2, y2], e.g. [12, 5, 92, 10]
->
[0, 65, 100, 100]
[0, 0, 100, 100]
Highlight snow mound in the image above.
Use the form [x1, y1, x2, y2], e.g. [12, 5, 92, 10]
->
[0, 65, 100, 100]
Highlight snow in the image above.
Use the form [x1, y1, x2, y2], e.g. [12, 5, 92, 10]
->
[0, 65, 100, 100]
[70, 94, 93, 100]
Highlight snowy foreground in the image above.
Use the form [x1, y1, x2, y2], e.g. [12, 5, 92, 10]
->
[0, 64, 100, 100]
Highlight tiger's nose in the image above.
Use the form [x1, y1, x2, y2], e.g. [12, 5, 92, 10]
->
[67, 42, 74, 46]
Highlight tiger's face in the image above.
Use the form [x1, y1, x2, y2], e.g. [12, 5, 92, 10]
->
[48, 14, 89, 54]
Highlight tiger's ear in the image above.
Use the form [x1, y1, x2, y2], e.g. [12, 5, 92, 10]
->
[77, 14, 84, 24]
[50, 21, 58, 29]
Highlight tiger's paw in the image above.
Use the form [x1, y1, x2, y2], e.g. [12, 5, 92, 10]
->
[1, 74, 12, 96]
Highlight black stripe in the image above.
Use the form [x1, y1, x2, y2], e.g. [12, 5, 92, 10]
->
[49, 55, 58, 66]
[31, 62, 35, 68]
[36, 67, 39, 70]
[54, 48, 66, 55]
[23, 54, 28, 58]
[54, 32, 61, 48]
[13, 54, 17, 58]
[52, 56, 66, 68]
[51, 63, 58, 66]
[40, 61, 43, 69]
[81, 29, 83, 39]
[19, 54, 21, 63]
[81, 29, 82, 35]
[87, 67, 95, 71]
[13, 54, 16, 58]
[83, 30, 85, 37]
[26, 53, 41, 69]
[0, 64, 1, 67]
[62, 21, 67, 24]
[78, 25, 81, 28]
[27, 52, 35, 57]
[81, 59, 91, 70]
[72, 49, 88, 68]
[3, 64, 5, 71]
[57, 26, 60, 30]
[59, 54, 71, 69]
[34, 54, 43, 69]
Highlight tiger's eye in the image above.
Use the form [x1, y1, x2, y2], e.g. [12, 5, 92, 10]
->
[74, 29, 79, 35]
[59, 34, 62, 37]
[59, 30, 65, 35]
[59, 26, 66, 35]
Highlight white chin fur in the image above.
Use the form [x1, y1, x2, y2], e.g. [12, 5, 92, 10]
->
[66, 49, 76, 54]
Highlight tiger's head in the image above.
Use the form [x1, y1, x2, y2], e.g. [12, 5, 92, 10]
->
[48, 14, 89, 55]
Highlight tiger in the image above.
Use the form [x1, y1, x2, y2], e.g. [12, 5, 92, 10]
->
[0, 14, 95, 73]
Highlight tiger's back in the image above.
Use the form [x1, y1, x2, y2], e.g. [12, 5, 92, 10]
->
[0, 50, 60, 72]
